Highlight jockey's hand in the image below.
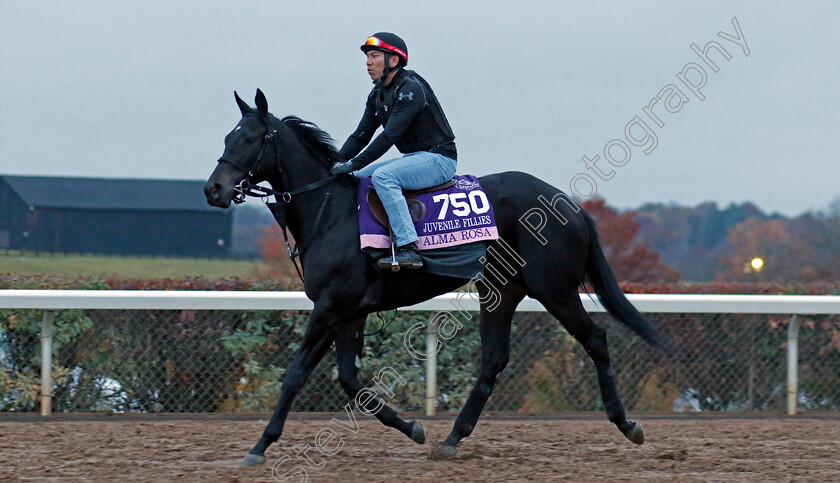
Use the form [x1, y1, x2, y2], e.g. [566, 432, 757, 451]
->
[330, 160, 355, 175]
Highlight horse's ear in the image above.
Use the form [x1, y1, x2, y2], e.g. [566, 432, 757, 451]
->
[234, 91, 250, 117]
[255, 89, 269, 118]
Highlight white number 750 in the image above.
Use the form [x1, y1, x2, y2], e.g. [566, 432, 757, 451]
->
[432, 192, 490, 220]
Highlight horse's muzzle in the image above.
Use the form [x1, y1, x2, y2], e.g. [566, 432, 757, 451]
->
[203, 181, 231, 208]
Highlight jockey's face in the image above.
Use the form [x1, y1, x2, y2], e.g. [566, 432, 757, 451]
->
[365, 50, 399, 81]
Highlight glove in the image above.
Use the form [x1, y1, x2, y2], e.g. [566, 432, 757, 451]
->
[330, 160, 356, 175]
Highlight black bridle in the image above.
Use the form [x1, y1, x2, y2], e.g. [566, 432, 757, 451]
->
[216, 116, 338, 284]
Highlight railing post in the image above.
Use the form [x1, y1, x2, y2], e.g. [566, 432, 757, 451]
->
[40, 310, 54, 416]
[786, 314, 799, 416]
[425, 313, 438, 416]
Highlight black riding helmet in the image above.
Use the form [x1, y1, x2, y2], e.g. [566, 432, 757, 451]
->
[361, 32, 408, 83]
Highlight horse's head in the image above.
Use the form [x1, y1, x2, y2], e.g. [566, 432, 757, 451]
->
[204, 89, 276, 208]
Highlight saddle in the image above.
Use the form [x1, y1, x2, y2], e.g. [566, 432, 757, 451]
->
[366, 179, 457, 228]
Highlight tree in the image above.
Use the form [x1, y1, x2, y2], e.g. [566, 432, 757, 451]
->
[635, 201, 767, 281]
[723, 218, 789, 281]
[722, 216, 840, 282]
[582, 199, 680, 282]
[258, 225, 304, 283]
[231, 204, 276, 257]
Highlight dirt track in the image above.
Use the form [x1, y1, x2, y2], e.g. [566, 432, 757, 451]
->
[2, 415, 839, 482]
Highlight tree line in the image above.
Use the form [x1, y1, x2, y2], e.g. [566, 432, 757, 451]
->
[236, 196, 840, 283]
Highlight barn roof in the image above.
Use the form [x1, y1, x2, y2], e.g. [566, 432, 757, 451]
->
[1, 175, 222, 212]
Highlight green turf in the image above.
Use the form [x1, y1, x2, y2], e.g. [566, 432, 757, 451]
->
[0, 252, 263, 279]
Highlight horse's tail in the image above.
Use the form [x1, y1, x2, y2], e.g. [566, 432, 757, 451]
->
[582, 211, 669, 351]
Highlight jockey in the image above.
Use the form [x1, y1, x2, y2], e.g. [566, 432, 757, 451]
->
[331, 32, 457, 270]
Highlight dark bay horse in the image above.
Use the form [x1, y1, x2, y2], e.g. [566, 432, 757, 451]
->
[204, 90, 666, 466]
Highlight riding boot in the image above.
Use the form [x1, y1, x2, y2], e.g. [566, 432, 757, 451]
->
[378, 243, 423, 270]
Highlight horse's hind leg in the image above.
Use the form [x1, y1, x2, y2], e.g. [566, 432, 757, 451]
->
[542, 298, 644, 444]
[439, 288, 525, 455]
[335, 319, 425, 444]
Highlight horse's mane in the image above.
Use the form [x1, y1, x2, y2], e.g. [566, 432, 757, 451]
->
[280, 116, 338, 165]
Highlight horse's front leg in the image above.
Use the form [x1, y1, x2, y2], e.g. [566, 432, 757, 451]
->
[242, 306, 342, 466]
[335, 319, 425, 444]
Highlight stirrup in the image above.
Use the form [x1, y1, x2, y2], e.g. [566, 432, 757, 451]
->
[382, 229, 400, 272]
[377, 251, 423, 271]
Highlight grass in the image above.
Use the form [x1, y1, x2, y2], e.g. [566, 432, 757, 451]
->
[0, 251, 264, 279]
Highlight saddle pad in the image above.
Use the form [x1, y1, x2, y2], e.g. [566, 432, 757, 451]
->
[358, 175, 499, 250]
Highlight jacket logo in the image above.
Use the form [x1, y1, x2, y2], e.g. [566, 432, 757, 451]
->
[399, 91, 414, 101]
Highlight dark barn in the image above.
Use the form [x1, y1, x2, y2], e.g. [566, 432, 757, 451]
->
[0, 175, 231, 257]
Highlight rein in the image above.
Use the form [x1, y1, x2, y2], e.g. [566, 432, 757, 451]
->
[235, 176, 335, 204]
[217, 117, 338, 284]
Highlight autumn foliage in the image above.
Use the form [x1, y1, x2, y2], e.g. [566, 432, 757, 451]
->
[257, 224, 303, 283]
[581, 199, 680, 282]
[723, 216, 840, 282]
[253, 196, 839, 284]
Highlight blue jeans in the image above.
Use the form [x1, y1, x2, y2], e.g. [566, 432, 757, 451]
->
[355, 152, 457, 246]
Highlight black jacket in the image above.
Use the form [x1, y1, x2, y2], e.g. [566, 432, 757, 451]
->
[339, 69, 456, 169]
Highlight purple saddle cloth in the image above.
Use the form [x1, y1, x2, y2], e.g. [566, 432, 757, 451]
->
[358, 175, 499, 250]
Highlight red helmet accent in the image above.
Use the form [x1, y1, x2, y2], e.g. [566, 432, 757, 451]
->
[360, 33, 408, 65]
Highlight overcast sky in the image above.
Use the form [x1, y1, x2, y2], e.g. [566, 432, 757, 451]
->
[1, 1, 837, 216]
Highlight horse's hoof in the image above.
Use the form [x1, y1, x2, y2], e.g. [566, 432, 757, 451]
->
[429, 443, 457, 460]
[439, 444, 457, 457]
[240, 452, 267, 466]
[410, 420, 426, 444]
[624, 421, 645, 445]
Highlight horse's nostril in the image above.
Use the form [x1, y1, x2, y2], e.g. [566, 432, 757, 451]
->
[204, 182, 220, 196]
[204, 182, 225, 206]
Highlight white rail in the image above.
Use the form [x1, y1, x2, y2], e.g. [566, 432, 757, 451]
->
[2, 290, 839, 313]
[2, 290, 839, 416]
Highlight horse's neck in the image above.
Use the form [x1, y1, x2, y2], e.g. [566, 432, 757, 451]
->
[280, 179, 356, 250]
[270, 122, 330, 192]
[267, 120, 356, 248]
[265, 143, 355, 241]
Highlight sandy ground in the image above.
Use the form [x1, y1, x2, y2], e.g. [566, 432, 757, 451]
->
[1, 414, 839, 482]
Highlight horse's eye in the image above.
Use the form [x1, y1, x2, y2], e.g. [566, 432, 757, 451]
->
[246, 137, 256, 144]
